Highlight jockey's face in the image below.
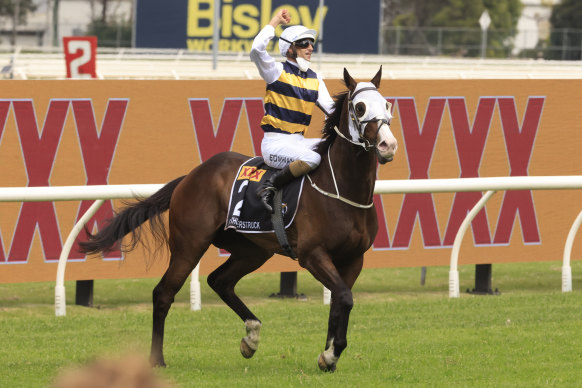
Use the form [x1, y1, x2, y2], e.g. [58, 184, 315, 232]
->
[288, 39, 314, 62]
[294, 39, 314, 61]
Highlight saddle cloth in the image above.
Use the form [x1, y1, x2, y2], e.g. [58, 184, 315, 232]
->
[225, 157, 304, 233]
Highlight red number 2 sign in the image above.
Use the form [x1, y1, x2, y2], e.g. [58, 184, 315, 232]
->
[63, 36, 98, 79]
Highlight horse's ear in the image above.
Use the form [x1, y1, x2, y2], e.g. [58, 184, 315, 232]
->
[370, 66, 382, 88]
[343, 68, 357, 92]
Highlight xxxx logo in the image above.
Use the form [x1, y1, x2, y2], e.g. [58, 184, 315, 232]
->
[237, 166, 267, 182]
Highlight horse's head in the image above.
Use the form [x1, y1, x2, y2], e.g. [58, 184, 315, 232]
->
[343, 67, 398, 164]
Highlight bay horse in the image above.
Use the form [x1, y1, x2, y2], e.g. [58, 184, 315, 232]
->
[79, 67, 398, 372]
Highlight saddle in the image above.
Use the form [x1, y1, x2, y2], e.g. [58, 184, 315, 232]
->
[225, 157, 304, 236]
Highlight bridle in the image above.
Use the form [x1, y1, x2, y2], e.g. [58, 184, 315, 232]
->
[333, 86, 391, 151]
[308, 85, 392, 209]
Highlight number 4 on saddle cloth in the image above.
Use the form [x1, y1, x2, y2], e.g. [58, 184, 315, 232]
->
[225, 157, 304, 234]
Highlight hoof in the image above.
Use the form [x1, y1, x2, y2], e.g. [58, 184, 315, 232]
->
[240, 338, 256, 359]
[240, 319, 261, 359]
[317, 353, 336, 372]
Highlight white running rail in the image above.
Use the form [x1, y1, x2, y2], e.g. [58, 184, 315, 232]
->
[1, 176, 582, 315]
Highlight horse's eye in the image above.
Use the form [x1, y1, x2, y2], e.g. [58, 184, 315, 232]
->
[355, 102, 366, 117]
[386, 102, 392, 112]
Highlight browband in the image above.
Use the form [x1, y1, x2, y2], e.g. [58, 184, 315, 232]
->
[349, 86, 378, 101]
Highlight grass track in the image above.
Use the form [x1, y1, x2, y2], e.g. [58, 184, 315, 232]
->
[1, 261, 582, 387]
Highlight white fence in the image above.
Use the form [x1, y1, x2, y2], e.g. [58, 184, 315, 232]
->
[3, 48, 582, 80]
[1, 176, 582, 316]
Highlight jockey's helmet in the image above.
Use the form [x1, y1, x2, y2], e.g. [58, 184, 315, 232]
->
[279, 25, 317, 57]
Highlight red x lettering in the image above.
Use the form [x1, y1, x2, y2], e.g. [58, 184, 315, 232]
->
[7, 100, 69, 262]
[69, 99, 128, 260]
[443, 97, 495, 246]
[392, 97, 446, 248]
[493, 97, 544, 244]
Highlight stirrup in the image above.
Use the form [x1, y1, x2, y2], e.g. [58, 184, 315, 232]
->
[258, 186, 276, 213]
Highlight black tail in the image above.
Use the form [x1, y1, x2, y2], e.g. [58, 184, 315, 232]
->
[79, 176, 186, 255]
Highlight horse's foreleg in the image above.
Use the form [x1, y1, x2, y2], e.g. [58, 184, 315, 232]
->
[301, 250, 360, 372]
[324, 302, 340, 352]
[150, 254, 200, 367]
[207, 248, 271, 359]
[319, 292, 344, 370]
[317, 287, 353, 372]
[320, 255, 364, 369]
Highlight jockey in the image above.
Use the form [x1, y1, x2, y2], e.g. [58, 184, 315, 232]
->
[250, 9, 335, 213]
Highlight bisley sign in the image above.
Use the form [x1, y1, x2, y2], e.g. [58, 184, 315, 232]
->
[135, 0, 380, 54]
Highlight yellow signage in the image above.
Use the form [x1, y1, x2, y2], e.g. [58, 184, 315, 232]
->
[186, 0, 328, 52]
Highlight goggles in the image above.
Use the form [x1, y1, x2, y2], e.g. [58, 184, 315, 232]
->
[294, 39, 315, 49]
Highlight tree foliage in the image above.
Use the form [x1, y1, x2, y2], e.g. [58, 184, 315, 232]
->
[546, 0, 582, 60]
[550, 0, 582, 30]
[0, 0, 36, 23]
[86, 18, 132, 48]
[85, 0, 132, 48]
[384, 0, 522, 57]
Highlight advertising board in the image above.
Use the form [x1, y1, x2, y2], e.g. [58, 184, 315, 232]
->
[135, 0, 380, 54]
[0, 79, 580, 282]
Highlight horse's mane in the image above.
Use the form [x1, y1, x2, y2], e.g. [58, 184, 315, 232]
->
[315, 89, 349, 155]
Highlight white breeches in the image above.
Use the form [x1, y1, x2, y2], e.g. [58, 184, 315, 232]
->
[261, 132, 322, 170]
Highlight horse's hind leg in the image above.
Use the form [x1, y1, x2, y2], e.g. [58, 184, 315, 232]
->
[207, 237, 272, 359]
[150, 250, 204, 367]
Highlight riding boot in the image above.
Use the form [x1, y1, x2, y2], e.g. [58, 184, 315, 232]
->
[257, 166, 296, 213]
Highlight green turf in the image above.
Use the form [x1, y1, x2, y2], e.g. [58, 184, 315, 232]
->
[1, 261, 581, 387]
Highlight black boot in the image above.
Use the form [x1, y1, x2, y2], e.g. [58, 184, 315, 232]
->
[257, 166, 296, 213]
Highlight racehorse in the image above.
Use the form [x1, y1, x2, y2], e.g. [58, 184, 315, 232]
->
[79, 67, 398, 372]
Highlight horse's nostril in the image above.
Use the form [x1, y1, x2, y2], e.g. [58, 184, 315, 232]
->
[378, 141, 388, 151]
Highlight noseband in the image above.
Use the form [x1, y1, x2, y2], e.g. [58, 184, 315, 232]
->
[333, 86, 390, 151]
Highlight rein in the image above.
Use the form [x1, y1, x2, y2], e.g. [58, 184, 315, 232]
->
[306, 146, 374, 209]
[332, 125, 371, 149]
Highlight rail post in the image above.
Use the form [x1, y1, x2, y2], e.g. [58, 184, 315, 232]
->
[55, 199, 105, 317]
[449, 190, 496, 298]
[562, 210, 582, 292]
[190, 263, 201, 311]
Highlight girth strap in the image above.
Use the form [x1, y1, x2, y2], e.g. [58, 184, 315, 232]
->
[271, 189, 297, 259]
